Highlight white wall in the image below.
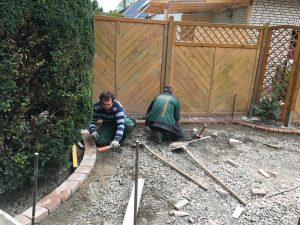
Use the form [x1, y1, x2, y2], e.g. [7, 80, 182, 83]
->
[250, 0, 300, 26]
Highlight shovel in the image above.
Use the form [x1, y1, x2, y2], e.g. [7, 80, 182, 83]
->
[169, 136, 211, 151]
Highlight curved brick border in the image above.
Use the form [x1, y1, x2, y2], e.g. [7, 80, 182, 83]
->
[13, 119, 300, 224]
[14, 130, 96, 225]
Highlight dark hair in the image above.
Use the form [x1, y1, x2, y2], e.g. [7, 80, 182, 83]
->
[99, 91, 115, 102]
[163, 86, 173, 94]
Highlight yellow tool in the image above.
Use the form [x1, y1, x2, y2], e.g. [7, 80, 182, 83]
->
[72, 144, 78, 169]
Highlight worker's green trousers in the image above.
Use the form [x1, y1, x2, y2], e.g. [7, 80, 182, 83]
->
[95, 117, 136, 147]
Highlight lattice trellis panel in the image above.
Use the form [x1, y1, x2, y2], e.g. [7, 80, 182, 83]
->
[259, 28, 299, 105]
[176, 23, 261, 47]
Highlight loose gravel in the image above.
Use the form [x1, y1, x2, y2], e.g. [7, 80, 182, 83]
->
[41, 124, 300, 225]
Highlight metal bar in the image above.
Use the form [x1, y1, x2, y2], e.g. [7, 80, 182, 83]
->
[232, 94, 236, 120]
[143, 143, 208, 191]
[32, 152, 39, 225]
[266, 184, 300, 198]
[184, 147, 247, 205]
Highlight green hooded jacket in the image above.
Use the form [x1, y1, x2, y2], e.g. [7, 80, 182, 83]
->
[146, 93, 183, 137]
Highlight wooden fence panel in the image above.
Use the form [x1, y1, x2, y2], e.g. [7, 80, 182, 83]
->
[209, 48, 258, 114]
[294, 92, 300, 122]
[170, 46, 215, 114]
[117, 22, 165, 114]
[93, 21, 116, 100]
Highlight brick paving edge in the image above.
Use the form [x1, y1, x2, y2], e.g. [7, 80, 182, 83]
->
[14, 129, 96, 225]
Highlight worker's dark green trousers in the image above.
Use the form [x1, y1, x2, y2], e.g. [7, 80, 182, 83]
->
[95, 117, 136, 147]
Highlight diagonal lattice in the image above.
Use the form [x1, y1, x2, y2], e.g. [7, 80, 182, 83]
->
[259, 28, 299, 107]
[176, 24, 261, 46]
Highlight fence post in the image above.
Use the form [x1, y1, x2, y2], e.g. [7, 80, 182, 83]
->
[248, 22, 270, 118]
[284, 29, 300, 126]
[115, 21, 120, 99]
[164, 16, 174, 87]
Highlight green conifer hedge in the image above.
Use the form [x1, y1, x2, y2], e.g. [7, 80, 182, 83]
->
[0, 0, 94, 194]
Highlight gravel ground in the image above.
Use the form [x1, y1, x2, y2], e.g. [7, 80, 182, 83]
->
[40, 124, 300, 225]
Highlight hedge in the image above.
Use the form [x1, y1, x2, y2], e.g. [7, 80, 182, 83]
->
[0, 0, 94, 194]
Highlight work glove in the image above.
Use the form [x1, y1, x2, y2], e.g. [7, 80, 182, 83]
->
[110, 140, 120, 148]
[91, 131, 99, 140]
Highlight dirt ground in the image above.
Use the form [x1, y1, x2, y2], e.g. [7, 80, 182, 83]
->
[1, 124, 299, 225]
[37, 124, 300, 225]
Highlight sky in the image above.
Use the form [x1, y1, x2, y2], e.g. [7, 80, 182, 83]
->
[97, 0, 121, 12]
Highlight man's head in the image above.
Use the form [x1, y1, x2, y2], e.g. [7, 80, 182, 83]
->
[163, 86, 173, 95]
[99, 91, 115, 111]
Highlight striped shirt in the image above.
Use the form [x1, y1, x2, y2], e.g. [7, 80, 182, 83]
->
[89, 100, 126, 142]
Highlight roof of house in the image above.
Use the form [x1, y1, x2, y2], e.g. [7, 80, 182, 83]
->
[143, 0, 251, 14]
[122, 0, 149, 19]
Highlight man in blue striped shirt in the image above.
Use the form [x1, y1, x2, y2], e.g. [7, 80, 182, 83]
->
[89, 91, 136, 147]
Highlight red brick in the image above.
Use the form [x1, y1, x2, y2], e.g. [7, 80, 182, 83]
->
[67, 172, 87, 184]
[75, 165, 92, 175]
[37, 196, 61, 213]
[278, 128, 293, 134]
[293, 129, 300, 135]
[268, 127, 279, 133]
[243, 123, 256, 128]
[136, 119, 145, 125]
[232, 120, 243, 125]
[14, 214, 31, 225]
[80, 158, 95, 168]
[48, 183, 72, 202]
[22, 205, 48, 223]
[255, 125, 268, 131]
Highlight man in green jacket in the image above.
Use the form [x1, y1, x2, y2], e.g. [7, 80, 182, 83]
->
[146, 86, 183, 143]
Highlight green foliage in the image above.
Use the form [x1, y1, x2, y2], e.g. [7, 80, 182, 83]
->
[0, 0, 94, 194]
[92, 0, 103, 15]
[255, 62, 291, 122]
[255, 97, 281, 122]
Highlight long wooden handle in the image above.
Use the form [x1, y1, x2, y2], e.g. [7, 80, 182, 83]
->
[184, 148, 246, 205]
[188, 136, 211, 144]
[143, 143, 208, 191]
[97, 146, 111, 152]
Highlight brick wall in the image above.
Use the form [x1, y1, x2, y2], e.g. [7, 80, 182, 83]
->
[250, 0, 300, 26]
[212, 7, 248, 24]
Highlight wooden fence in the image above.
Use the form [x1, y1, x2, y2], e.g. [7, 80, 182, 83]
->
[93, 16, 300, 123]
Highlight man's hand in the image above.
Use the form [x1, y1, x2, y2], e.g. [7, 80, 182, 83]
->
[91, 131, 99, 140]
[110, 140, 120, 148]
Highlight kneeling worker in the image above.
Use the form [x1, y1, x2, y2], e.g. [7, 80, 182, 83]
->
[89, 91, 136, 147]
[146, 86, 183, 143]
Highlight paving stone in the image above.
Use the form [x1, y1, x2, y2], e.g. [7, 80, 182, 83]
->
[258, 169, 270, 178]
[75, 165, 92, 176]
[37, 196, 61, 213]
[80, 158, 96, 168]
[188, 217, 195, 223]
[251, 188, 267, 196]
[22, 205, 48, 223]
[256, 125, 268, 131]
[169, 210, 175, 215]
[278, 128, 293, 134]
[269, 171, 279, 178]
[67, 172, 87, 184]
[173, 210, 189, 217]
[226, 159, 239, 167]
[14, 214, 31, 225]
[229, 138, 243, 144]
[268, 127, 279, 133]
[174, 199, 189, 210]
[232, 205, 244, 219]
[48, 182, 73, 202]
[216, 188, 229, 196]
